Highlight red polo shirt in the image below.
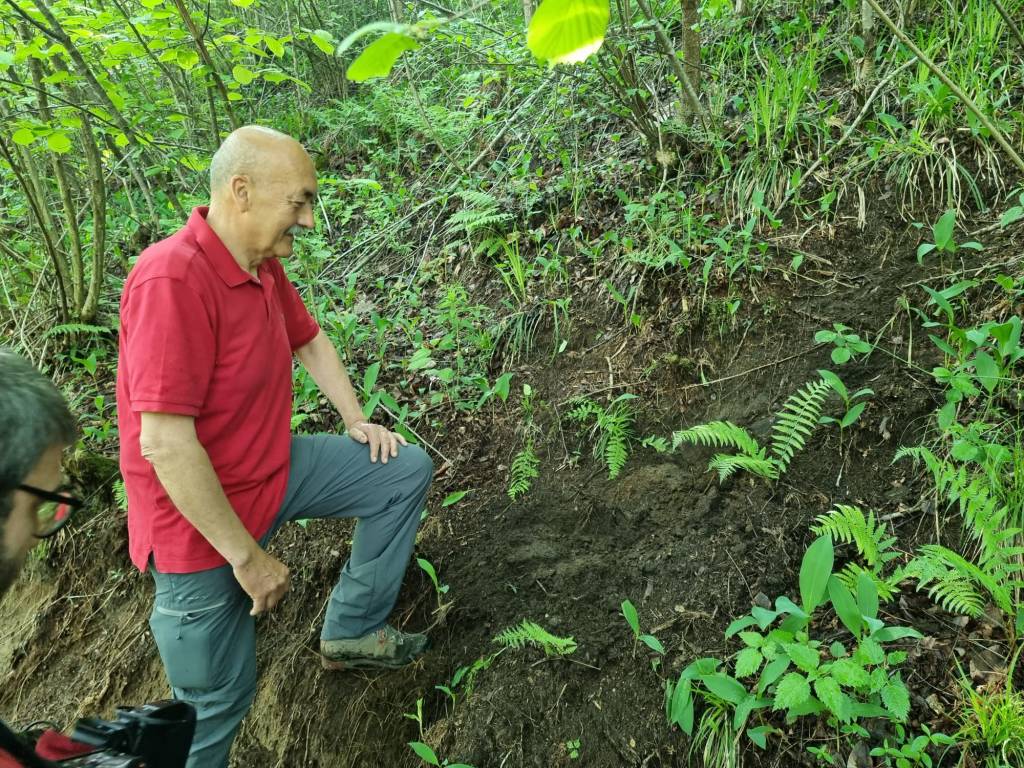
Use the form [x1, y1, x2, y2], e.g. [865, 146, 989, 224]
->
[117, 207, 319, 573]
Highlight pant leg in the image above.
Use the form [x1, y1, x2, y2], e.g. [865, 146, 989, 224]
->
[267, 434, 433, 640]
[149, 564, 256, 768]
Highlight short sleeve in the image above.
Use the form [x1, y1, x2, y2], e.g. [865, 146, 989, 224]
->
[275, 267, 320, 350]
[122, 277, 215, 415]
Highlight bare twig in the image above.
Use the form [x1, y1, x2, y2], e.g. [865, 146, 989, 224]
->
[991, 0, 1024, 51]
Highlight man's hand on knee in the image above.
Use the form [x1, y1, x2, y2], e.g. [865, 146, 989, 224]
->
[348, 421, 407, 464]
[232, 546, 291, 615]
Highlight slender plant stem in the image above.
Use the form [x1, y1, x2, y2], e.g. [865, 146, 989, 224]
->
[635, 0, 705, 121]
[990, 0, 1024, 50]
[862, 0, 1024, 175]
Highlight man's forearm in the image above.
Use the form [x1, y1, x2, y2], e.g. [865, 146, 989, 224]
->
[144, 433, 258, 567]
[295, 330, 364, 429]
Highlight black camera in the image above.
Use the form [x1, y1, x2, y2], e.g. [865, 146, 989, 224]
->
[55, 701, 195, 768]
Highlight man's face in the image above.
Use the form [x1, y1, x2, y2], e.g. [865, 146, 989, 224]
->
[242, 147, 318, 264]
[0, 443, 63, 599]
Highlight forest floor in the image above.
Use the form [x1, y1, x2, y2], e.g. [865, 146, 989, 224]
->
[1, 191, 1020, 768]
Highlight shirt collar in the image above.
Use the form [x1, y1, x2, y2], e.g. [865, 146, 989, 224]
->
[188, 206, 257, 288]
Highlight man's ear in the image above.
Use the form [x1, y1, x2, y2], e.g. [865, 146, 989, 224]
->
[230, 174, 251, 212]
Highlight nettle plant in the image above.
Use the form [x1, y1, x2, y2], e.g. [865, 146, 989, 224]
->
[667, 538, 921, 755]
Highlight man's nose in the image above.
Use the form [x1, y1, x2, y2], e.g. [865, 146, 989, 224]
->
[298, 203, 315, 230]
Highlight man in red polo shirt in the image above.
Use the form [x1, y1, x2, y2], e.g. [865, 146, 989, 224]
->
[116, 126, 433, 767]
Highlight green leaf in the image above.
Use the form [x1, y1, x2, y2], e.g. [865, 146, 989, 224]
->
[746, 725, 775, 749]
[841, 402, 866, 428]
[933, 210, 956, 249]
[735, 647, 764, 677]
[232, 64, 256, 84]
[346, 32, 418, 82]
[738, 631, 764, 648]
[527, 0, 609, 65]
[231, 0, 255, 6]
[12, 127, 34, 145]
[46, 132, 72, 153]
[856, 571, 879, 621]
[916, 242, 936, 262]
[972, 351, 999, 392]
[408, 741, 440, 766]
[309, 29, 335, 55]
[441, 490, 470, 507]
[725, 614, 759, 636]
[265, 35, 285, 57]
[700, 673, 749, 706]
[831, 346, 851, 365]
[800, 537, 834, 614]
[814, 676, 850, 722]
[828, 575, 863, 637]
[640, 634, 665, 654]
[784, 642, 820, 673]
[881, 679, 910, 720]
[855, 637, 885, 666]
[757, 657, 791, 694]
[830, 658, 870, 689]
[621, 599, 640, 638]
[773, 672, 811, 710]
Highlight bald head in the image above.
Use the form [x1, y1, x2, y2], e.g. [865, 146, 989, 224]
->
[204, 125, 318, 270]
[209, 125, 311, 193]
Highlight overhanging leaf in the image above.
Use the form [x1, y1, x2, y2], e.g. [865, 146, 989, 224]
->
[232, 64, 256, 84]
[346, 32, 418, 82]
[527, 0, 609, 65]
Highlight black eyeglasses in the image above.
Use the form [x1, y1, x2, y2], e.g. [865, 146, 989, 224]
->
[17, 484, 83, 538]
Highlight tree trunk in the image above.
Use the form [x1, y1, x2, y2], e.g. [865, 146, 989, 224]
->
[523, 0, 533, 26]
[681, 0, 700, 97]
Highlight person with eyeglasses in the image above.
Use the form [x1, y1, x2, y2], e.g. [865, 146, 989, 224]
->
[0, 349, 85, 766]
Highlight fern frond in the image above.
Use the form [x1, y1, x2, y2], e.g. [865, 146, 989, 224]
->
[43, 323, 113, 338]
[835, 563, 900, 602]
[769, 378, 832, 471]
[508, 445, 539, 501]
[707, 453, 778, 482]
[672, 421, 762, 456]
[605, 436, 629, 480]
[812, 505, 894, 567]
[493, 620, 577, 656]
[114, 479, 128, 513]
[903, 550, 988, 617]
[566, 398, 602, 424]
[457, 189, 499, 209]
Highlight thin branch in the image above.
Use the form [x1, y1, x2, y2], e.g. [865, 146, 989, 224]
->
[863, 0, 1024, 175]
[991, 0, 1024, 51]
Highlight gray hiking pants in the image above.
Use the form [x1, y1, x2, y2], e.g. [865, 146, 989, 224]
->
[148, 434, 432, 768]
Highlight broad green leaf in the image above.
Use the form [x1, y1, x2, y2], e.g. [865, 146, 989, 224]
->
[814, 676, 850, 722]
[817, 369, 847, 400]
[12, 127, 34, 145]
[830, 658, 870, 689]
[231, 0, 256, 6]
[416, 558, 439, 589]
[408, 742, 440, 766]
[725, 614, 759, 636]
[800, 536, 834, 613]
[232, 64, 256, 84]
[774, 596, 809, 619]
[757, 657, 791, 695]
[855, 637, 885, 666]
[733, 694, 757, 731]
[0, 51, 13, 70]
[784, 642, 820, 673]
[346, 33, 418, 82]
[829, 641, 847, 658]
[831, 346, 851, 365]
[933, 209, 956, 249]
[621, 599, 640, 638]
[441, 490, 470, 507]
[527, 0, 609, 65]
[773, 672, 811, 710]
[309, 30, 335, 55]
[46, 132, 72, 153]
[828, 575, 862, 637]
[265, 35, 285, 57]
[751, 605, 779, 629]
[841, 402, 867, 428]
[700, 673, 749, 705]
[735, 647, 763, 677]
[855, 571, 879, 621]
[972, 351, 999, 392]
[363, 361, 381, 394]
[739, 631, 764, 649]
[881, 679, 910, 720]
[640, 634, 664, 654]
[746, 725, 775, 749]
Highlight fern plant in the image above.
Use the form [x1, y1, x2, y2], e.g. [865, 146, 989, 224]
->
[446, 189, 512, 247]
[566, 393, 637, 480]
[508, 443, 539, 500]
[672, 378, 833, 482]
[493, 620, 577, 656]
[812, 505, 903, 601]
[896, 446, 1024, 627]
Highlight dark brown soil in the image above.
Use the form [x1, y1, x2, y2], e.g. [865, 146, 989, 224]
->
[1, 199, 1017, 768]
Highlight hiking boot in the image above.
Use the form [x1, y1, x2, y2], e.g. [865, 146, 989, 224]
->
[320, 624, 429, 670]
